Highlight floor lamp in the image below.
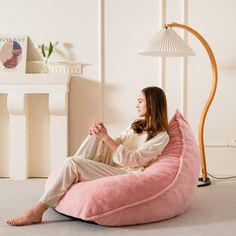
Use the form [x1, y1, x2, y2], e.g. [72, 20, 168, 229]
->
[138, 22, 218, 187]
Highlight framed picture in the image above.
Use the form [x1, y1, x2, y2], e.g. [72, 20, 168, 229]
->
[0, 36, 28, 73]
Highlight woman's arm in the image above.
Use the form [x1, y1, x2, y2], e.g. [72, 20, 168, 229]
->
[113, 132, 169, 168]
[102, 135, 119, 151]
[89, 122, 119, 151]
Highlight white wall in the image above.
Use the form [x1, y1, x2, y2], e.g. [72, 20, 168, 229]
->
[0, 0, 235, 177]
[188, 0, 236, 175]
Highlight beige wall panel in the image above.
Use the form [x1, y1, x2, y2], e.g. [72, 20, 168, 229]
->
[68, 75, 100, 156]
[0, 95, 9, 177]
[165, 0, 186, 117]
[28, 95, 50, 177]
[104, 0, 162, 137]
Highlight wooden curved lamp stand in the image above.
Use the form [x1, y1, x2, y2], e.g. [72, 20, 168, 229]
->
[164, 23, 218, 187]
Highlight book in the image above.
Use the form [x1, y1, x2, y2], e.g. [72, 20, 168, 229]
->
[0, 36, 28, 73]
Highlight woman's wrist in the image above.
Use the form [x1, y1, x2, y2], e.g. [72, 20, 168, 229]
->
[102, 134, 119, 151]
[102, 134, 109, 142]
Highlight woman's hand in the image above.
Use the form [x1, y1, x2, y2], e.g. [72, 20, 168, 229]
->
[89, 122, 108, 139]
[89, 122, 119, 151]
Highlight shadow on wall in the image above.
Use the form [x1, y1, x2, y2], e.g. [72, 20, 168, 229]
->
[27, 38, 80, 62]
[69, 76, 99, 157]
[103, 86, 124, 125]
[27, 38, 41, 61]
[68, 77, 123, 156]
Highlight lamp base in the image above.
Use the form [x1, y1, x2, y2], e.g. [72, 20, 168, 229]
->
[198, 177, 211, 187]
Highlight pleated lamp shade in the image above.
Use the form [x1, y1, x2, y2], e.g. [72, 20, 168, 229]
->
[138, 28, 196, 57]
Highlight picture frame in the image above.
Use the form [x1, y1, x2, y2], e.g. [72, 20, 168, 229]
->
[0, 35, 28, 73]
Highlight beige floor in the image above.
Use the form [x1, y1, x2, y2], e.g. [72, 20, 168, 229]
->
[1, 178, 236, 236]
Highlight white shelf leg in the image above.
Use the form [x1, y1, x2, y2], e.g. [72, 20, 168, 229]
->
[49, 92, 68, 171]
[7, 93, 29, 180]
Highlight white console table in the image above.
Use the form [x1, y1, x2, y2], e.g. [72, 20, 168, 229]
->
[0, 73, 71, 180]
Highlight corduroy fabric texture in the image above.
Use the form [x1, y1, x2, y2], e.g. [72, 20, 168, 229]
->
[46, 110, 200, 226]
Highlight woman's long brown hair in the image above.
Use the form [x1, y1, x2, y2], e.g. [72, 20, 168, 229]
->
[131, 86, 169, 141]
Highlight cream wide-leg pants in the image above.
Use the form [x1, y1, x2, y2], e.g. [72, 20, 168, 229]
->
[39, 135, 130, 208]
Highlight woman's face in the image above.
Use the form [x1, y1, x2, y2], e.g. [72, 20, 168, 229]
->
[136, 92, 147, 118]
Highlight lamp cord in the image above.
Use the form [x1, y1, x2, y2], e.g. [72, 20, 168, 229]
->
[207, 172, 236, 180]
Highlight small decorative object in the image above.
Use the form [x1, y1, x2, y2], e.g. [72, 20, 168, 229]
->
[37, 41, 58, 73]
[26, 60, 83, 74]
[0, 35, 28, 73]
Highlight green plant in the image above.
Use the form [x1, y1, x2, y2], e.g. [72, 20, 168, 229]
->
[39, 41, 58, 62]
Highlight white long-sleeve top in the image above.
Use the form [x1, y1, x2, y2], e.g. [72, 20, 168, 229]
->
[113, 123, 169, 171]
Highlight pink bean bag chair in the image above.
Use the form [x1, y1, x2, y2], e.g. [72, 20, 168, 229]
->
[46, 110, 200, 226]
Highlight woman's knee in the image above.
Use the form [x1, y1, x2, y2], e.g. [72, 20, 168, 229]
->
[66, 156, 88, 166]
[60, 157, 80, 182]
[63, 157, 75, 168]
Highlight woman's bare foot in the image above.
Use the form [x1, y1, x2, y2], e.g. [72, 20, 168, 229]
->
[6, 202, 48, 226]
[6, 209, 42, 226]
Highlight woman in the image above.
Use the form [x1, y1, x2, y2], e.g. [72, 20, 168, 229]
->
[7, 86, 169, 226]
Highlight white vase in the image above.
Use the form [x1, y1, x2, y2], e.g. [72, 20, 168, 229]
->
[42, 57, 49, 73]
